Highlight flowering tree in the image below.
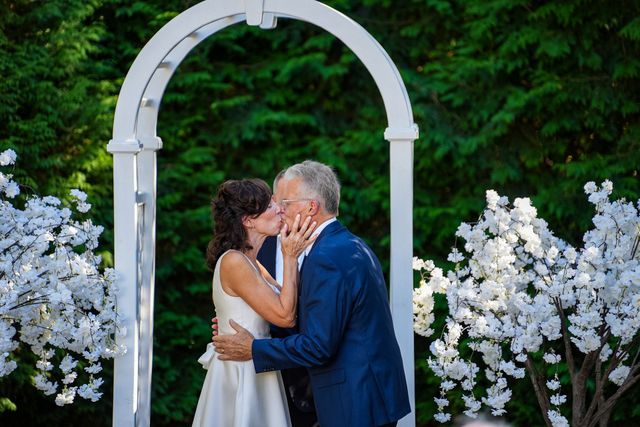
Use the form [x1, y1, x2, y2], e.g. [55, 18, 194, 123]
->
[413, 181, 640, 427]
[0, 149, 122, 406]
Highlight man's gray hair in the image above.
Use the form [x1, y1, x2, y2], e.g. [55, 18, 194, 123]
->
[273, 168, 286, 189]
[284, 160, 340, 215]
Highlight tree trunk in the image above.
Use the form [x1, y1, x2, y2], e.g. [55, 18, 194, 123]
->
[526, 356, 553, 427]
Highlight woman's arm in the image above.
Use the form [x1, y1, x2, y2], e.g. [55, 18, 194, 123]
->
[221, 215, 315, 327]
[257, 263, 280, 292]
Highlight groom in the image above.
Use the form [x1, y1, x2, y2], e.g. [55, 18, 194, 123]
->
[213, 160, 410, 427]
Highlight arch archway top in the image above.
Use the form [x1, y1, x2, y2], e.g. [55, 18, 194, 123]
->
[108, 0, 418, 149]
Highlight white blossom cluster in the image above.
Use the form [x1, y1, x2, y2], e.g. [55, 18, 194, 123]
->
[413, 181, 640, 425]
[0, 149, 123, 405]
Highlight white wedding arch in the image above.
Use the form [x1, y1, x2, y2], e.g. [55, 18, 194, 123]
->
[106, 1, 419, 426]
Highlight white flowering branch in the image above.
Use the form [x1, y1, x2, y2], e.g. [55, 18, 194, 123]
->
[413, 181, 640, 427]
[0, 149, 124, 406]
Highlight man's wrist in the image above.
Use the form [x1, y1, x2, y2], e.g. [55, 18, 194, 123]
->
[246, 337, 254, 357]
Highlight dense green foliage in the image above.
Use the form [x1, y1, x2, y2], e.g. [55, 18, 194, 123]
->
[0, 2, 115, 426]
[1, 0, 639, 426]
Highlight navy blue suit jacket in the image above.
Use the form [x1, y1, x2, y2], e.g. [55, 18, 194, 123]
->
[257, 235, 277, 277]
[253, 221, 410, 427]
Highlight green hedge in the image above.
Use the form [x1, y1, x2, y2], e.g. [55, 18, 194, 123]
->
[1, 0, 639, 425]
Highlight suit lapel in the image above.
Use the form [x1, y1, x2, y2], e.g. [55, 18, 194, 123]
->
[299, 220, 343, 278]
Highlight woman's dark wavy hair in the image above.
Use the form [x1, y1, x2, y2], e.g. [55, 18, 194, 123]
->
[206, 178, 272, 270]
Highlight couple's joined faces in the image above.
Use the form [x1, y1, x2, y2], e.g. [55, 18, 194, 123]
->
[251, 199, 282, 236]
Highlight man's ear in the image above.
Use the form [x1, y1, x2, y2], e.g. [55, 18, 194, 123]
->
[308, 200, 320, 216]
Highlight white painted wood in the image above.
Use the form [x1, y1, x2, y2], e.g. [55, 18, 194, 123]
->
[134, 146, 159, 427]
[112, 2, 240, 142]
[259, 12, 278, 29]
[109, 151, 140, 427]
[136, 16, 245, 139]
[106, 139, 142, 153]
[112, 0, 415, 141]
[244, 0, 265, 26]
[109, 1, 419, 426]
[389, 136, 417, 427]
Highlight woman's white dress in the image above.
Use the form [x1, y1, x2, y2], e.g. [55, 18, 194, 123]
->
[192, 250, 292, 427]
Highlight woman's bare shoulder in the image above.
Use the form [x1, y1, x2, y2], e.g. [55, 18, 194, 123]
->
[220, 250, 250, 272]
[220, 249, 243, 261]
[219, 250, 256, 296]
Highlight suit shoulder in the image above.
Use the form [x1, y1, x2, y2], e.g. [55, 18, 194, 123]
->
[322, 228, 370, 251]
[313, 232, 376, 267]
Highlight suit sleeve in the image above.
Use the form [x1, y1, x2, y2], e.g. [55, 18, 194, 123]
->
[269, 324, 296, 339]
[252, 256, 351, 372]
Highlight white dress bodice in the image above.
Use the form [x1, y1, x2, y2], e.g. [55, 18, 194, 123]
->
[192, 250, 291, 427]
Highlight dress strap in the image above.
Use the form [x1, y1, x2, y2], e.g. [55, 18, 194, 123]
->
[239, 251, 282, 295]
[238, 251, 261, 274]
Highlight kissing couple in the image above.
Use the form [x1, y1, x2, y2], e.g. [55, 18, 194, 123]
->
[193, 160, 410, 427]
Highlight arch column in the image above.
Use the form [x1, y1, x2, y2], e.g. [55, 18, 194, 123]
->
[107, 1, 418, 426]
[386, 125, 418, 427]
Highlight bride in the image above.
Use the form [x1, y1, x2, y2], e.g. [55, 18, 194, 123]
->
[193, 178, 316, 427]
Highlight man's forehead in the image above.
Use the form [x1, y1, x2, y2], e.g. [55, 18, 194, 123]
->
[282, 177, 300, 192]
[286, 177, 311, 199]
[274, 178, 287, 194]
